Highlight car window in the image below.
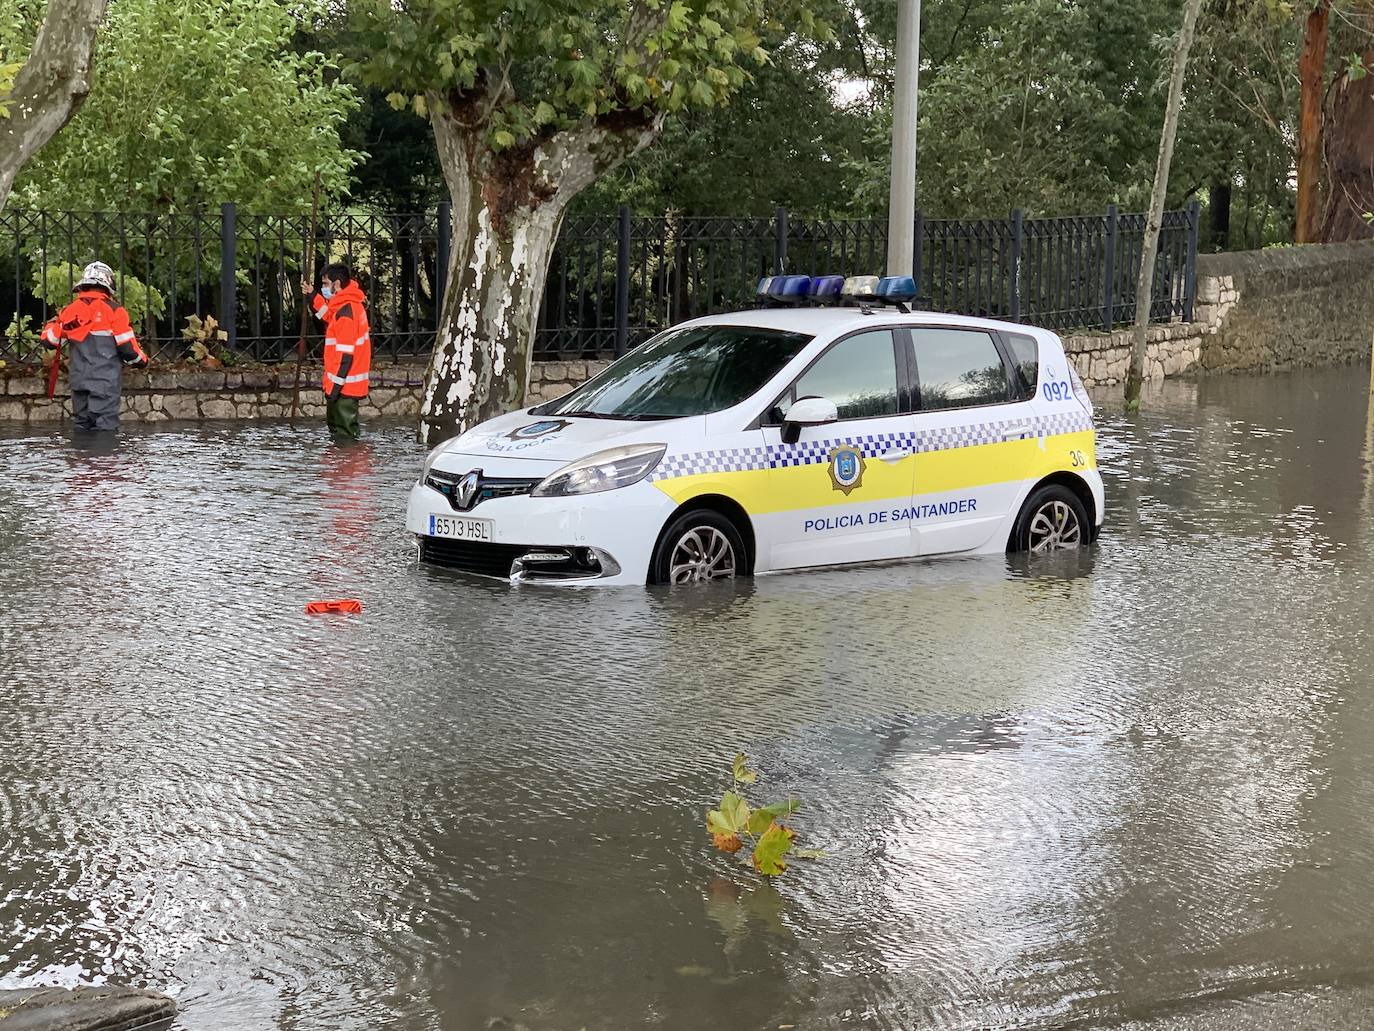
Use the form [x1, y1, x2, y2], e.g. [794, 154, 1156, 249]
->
[784, 330, 899, 421]
[537, 324, 812, 420]
[1005, 332, 1039, 400]
[913, 328, 1010, 411]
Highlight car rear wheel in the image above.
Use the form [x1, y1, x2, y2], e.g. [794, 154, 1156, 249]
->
[1010, 484, 1090, 554]
[650, 510, 745, 585]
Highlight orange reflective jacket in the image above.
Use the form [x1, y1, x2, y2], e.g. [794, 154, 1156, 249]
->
[42, 290, 148, 365]
[310, 281, 371, 399]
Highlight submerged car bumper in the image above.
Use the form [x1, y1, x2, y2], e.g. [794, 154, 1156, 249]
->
[405, 478, 674, 586]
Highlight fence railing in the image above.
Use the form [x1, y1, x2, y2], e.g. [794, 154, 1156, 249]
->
[0, 201, 1199, 366]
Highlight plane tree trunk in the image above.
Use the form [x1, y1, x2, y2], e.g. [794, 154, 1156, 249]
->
[0, 0, 107, 214]
[1296, 0, 1331, 244]
[1318, 44, 1374, 243]
[419, 99, 659, 445]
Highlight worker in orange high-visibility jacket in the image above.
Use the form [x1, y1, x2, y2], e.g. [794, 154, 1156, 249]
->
[302, 261, 370, 439]
[41, 261, 149, 432]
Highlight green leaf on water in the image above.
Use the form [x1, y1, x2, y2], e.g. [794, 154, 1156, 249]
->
[751, 822, 793, 876]
[731, 752, 757, 785]
[745, 798, 799, 837]
[707, 790, 749, 836]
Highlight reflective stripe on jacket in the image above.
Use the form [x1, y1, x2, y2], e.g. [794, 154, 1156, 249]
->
[310, 282, 371, 399]
[42, 290, 148, 365]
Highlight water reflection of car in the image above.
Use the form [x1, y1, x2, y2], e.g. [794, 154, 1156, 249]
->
[407, 277, 1103, 586]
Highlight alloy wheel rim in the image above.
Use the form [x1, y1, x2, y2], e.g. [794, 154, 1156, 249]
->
[1028, 500, 1082, 553]
[668, 526, 736, 584]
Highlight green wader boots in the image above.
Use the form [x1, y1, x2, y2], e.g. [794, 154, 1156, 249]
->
[326, 396, 362, 439]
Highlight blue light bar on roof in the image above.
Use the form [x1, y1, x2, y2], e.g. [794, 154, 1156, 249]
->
[756, 276, 775, 297]
[876, 276, 917, 303]
[768, 275, 812, 301]
[809, 275, 844, 302]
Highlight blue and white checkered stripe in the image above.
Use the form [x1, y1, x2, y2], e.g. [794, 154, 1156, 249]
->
[650, 410, 1093, 481]
[653, 446, 764, 480]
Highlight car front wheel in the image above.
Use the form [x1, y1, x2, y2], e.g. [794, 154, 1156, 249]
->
[1010, 484, 1090, 554]
[650, 509, 745, 585]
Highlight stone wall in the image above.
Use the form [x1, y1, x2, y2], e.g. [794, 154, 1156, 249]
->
[0, 364, 427, 423]
[1192, 239, 1374, 372]
[1061, 322, 1203, 389]
[0, 359, 610, 423]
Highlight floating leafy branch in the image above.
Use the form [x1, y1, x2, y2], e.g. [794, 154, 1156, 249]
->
[705, 753, 819, 877]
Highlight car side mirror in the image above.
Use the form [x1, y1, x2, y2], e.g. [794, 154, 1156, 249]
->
[781, 396, 838, 444]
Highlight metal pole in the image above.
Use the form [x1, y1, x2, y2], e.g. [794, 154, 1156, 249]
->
[886, 0, 921, 277]
[1102, 203, 1118, 332]
[220, 202, 237, 348]
[1009, 209, 1023, 321]
[774, 206, 788, 275]
[912, 210, 924, 301]
[1183, 198, 1200, 322]
[615, 205, 631, 357]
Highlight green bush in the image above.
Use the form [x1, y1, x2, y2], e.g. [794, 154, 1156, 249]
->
[33, 263, 167, 329]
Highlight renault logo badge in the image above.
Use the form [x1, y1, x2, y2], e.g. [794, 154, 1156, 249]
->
[454, 469, 482, 510]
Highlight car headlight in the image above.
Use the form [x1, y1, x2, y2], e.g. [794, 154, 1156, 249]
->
[532, 443, 667, 498]
[421, 444, 447, 478]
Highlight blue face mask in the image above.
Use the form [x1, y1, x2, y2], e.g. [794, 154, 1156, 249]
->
[321, 284, 335, 299]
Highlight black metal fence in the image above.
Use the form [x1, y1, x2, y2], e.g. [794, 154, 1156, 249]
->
[0, 201, 1198, 366]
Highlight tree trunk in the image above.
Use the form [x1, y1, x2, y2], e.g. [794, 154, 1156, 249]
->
[1125, 0, 1204, 409]
[1318, 46, 1374, 243]
[419, 101, 659, 445]
[1295, 0, 1331, 244]
[0, 0, 108, 214]
[1208, 180, 1231, 251]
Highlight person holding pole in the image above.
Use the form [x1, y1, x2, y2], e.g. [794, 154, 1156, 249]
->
[301, 262, 371, 440]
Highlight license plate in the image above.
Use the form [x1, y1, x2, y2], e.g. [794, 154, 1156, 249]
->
[427, 514, 493, 542]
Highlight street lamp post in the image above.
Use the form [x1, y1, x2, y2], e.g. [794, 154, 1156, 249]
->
[886, 0, 921, 278]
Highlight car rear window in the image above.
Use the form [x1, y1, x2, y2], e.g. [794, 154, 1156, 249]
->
[912, 328, 1011, 411]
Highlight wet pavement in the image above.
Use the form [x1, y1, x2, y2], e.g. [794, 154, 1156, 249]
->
[2, 367, 1374, 1030]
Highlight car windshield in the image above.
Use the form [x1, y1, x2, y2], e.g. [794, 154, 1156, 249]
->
[535, 324, 812, 420]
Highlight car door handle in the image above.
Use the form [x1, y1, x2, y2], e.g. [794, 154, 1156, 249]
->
[879, 449, 913, 463]
[1000, 423, 1033, 441]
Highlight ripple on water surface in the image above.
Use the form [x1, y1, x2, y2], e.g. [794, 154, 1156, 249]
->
[4, 369, 1374, 1030]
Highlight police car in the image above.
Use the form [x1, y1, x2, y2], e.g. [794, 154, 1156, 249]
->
[407, 274, 1102, 585]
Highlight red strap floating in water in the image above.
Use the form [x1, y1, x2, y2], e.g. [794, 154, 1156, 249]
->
[306, 599, 363, 615]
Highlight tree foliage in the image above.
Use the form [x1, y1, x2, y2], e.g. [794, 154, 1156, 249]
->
[578, 39, 870, 216]
[3, 0, 359, 212]
[346, 0, 835, 155]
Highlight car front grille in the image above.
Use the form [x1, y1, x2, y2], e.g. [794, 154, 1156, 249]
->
[418, 536, 533, 578]
[425, 471, 540, 512]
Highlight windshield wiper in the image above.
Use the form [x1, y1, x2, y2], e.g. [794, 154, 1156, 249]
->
[559, 409, 614, 419]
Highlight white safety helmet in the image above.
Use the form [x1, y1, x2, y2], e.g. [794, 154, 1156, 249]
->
[75, 261, 116, 293]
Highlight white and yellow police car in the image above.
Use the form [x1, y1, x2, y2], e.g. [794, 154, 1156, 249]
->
[407, 275, 1102, 585]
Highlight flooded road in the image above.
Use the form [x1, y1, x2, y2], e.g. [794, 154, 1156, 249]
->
[3, 367, 1374, 1030]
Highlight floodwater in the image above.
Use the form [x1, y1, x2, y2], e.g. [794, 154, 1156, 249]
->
[3, 367, 1374, 1030]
